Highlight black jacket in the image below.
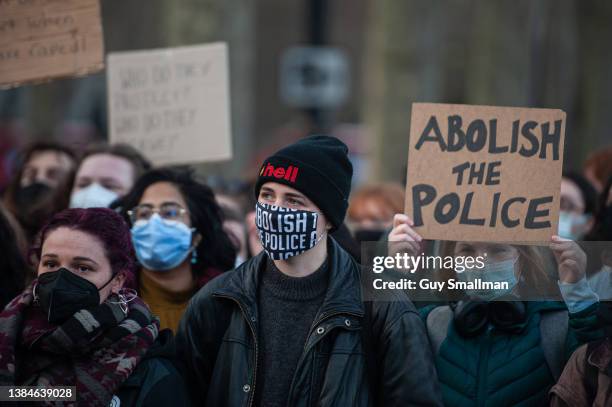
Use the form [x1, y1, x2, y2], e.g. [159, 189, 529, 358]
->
[176, 238, 443, 406]
[115, 329, 191, 407]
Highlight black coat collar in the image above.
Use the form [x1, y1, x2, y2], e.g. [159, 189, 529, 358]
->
[212, 237, 365, 321]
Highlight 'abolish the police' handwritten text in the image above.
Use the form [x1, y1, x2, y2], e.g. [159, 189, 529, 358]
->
[410, 114, 561, 231]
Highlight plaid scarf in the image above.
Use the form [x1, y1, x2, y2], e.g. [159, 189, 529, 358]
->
[0, 282, 159, 407]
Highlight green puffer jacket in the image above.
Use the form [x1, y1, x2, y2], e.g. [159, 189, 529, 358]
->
[421, 301, 602, 407]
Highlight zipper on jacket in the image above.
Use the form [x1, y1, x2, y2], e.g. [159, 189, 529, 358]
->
[213, 294, 259, 407]
[476, 327, 492, 407]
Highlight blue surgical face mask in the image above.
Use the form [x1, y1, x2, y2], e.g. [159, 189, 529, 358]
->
[457, 257, 518, 301]
[131, 214, 194, 271]
[558, 211, 589, 241]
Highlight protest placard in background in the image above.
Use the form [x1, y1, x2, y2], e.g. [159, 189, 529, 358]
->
[405, 103, 566, 243]
[0, 0, 104, 88]
[107, 42, 232, 166]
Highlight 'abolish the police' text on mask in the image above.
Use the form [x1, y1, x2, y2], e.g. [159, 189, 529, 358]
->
[255, 202, 324, 260]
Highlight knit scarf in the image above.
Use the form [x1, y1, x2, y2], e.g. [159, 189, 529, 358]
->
[0, 283, 159, 406]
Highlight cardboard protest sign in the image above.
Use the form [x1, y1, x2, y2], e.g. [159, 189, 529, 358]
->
[0, 0, 104, 88]
[405, 103, 565, 243]
[107, 42, 232, 166]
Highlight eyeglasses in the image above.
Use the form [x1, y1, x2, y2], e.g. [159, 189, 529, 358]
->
[127, 203, 187, 223]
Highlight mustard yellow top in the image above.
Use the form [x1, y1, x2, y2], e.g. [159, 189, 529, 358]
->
[139, 271, 194, 333]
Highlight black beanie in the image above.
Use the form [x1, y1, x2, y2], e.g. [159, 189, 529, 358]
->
[255, 135, 353, 231]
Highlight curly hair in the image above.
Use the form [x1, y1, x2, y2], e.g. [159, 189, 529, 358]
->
[115, 167, 236, 275]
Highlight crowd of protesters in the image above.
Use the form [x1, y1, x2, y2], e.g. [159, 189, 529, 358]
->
[0, 135, 611, 406]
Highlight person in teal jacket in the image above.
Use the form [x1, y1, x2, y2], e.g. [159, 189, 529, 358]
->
[387, 214, 603, 407]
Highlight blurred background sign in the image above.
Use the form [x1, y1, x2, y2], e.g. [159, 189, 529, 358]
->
[1, 0, 612, 183]
[280, 46, 349, 109]
[0, 0, 104, 88]
[107, 42, 232, 167]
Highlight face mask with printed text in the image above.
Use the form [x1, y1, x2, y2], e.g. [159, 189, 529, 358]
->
[255, 202, 324, 260]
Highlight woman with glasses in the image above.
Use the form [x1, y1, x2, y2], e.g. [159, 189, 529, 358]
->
[116, 167, 236, 332]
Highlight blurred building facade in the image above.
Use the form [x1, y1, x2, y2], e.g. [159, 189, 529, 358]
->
[1, 0, 611, 186]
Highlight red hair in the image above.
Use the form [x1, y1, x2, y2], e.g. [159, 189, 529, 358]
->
[33, 208, 137, 287]
[348, 183, 405, 222]
[584, 146, 612, 189]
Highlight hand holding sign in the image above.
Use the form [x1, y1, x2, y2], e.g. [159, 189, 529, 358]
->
[405, 103, 566, 243]
[550, 235, 587, 284]
[387, 214, 423, 257]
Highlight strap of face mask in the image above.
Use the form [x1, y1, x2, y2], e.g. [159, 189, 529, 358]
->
[314, 230, 327, 245]
[188, 228, 198, 253]
[98, 272, 118, 292]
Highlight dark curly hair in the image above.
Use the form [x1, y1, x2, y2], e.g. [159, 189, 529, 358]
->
[115, 167, 236, 276]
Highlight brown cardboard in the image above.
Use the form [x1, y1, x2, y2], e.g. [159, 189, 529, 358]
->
[0, 0, 104, 88]
[405, 103, 566, 243]
[107, 42, 233, 166]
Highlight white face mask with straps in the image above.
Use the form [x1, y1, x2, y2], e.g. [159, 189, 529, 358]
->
[70, 183, 119, 209]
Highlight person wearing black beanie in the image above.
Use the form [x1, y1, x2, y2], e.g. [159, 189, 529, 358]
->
[254, 135, 353, 231]
[176, 135, 443, 407]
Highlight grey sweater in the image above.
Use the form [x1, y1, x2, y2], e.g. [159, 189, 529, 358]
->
[254, 258, 329, 407]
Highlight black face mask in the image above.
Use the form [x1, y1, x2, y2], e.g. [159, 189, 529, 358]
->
[35, 268, 113, 324]
[14, 182, 52, 208]
[13, 182, 55, 234]
[353, 228, 386, 243]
